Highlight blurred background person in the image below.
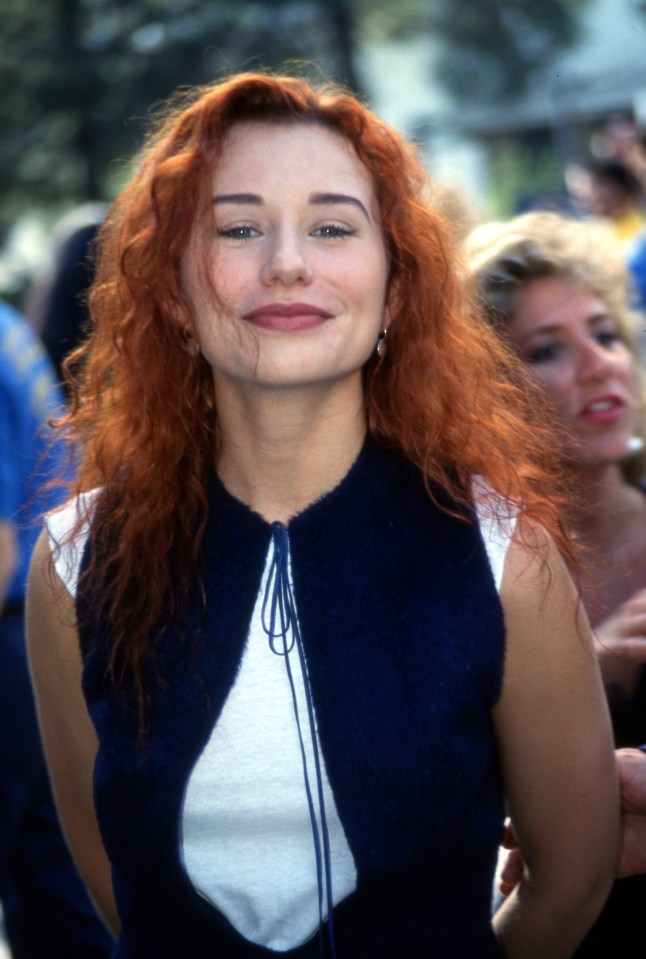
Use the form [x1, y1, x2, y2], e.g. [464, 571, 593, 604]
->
[618, 132, 646, 316]
[627, 229, 646, 316]
[590, 119, 646, 195]
[567, 130, 646, 328]
[0, 297, 112, 958]
[24, 203, 107, 392]
[466, 210, 646, 957]
[565, 159, 646, 246]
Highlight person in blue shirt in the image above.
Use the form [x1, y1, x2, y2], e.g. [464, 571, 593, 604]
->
[627, 227, 646, 313]
[0, 299, 112, 957]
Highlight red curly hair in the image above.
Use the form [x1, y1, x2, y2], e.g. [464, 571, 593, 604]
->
[59, 71, 572, 705]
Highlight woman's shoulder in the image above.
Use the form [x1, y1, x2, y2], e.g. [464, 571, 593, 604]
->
[45, 489, 101, 598]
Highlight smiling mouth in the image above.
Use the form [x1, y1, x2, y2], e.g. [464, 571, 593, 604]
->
[580, 397, 626, 422]
[241, 303, 334, 332]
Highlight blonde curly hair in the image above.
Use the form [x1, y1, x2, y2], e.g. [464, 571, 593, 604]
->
[465, 210, 646, 483]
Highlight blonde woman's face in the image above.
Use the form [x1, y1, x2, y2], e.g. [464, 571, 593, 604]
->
[509, 274, 637, 467]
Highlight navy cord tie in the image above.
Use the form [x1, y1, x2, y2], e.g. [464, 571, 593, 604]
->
[261, 522, 338, 959]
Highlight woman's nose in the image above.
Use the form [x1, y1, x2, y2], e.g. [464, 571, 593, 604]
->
[261, 230, 313, 286]
[576, 339, 615, 382]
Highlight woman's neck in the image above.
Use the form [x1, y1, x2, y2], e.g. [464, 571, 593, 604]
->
[568, 460, 646, 552]
[213, 378, 368, 523]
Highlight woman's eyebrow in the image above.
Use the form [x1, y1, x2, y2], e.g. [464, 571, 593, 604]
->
[309, 192, 370, 221]
[515, 323, 561, 344]
[588, 311, 614, 327]
[211, 191, 371, 222]
[213, 193, 262, 205]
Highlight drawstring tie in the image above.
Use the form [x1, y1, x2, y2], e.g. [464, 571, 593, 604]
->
[261, 522, 338, 959]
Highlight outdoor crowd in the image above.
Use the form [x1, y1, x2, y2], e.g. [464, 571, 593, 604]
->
[3, 71, 646, 958]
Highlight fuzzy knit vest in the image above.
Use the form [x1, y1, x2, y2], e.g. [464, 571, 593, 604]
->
[77, 440, 506, 958]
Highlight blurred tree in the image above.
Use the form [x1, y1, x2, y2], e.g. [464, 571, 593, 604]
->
[0, 0, 588, 243]
[0, 0, 360, 241]
[426, 0, 589, 101]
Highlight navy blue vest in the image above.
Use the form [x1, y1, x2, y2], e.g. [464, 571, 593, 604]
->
[78, 441, 506, 958]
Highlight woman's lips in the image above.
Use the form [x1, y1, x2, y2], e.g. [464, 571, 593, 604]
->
[579, 396, 626, 424]
[241, 302, 334, 332]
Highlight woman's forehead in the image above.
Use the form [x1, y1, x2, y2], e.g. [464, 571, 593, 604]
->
[212, 121, 375, 198]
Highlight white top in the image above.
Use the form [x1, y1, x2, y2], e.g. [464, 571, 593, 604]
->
[46, 489, 98, 599]
[45, 483, 514, 952]
[180, 544, 357, 950]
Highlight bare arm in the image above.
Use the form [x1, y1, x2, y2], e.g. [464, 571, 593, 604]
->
[492, 527, 618, 958]
[26, 528, 119, 936]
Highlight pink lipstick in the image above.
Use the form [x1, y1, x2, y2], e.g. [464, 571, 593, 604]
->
[241, 302, 333, 332]
[579, 395, 626, 424]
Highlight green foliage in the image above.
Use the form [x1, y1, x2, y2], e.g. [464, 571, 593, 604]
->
[0, 0, 590, 253]
[355, 0, 428, 40]
[488, 136, 565, 218]
[0, 0, 360, 240]
[428, 0, 589, 101]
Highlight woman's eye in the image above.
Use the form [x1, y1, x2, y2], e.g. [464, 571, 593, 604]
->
[311, 224, 355, 239]
[526, 343, 561, 364]
[216, 225, 259, 240]
[594, 330, 622, 349]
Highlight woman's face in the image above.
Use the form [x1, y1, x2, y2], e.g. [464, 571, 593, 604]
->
[508, 274, 637, 467]
[181, 121, 390, 393]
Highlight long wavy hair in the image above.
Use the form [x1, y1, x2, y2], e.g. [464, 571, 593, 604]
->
[58, 72, 573, 708]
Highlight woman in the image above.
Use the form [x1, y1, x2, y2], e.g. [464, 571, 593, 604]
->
[466, 211, 646, 741]
[26, 75, 617, 958]
[466, 209, 646, 955]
